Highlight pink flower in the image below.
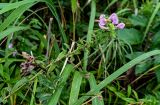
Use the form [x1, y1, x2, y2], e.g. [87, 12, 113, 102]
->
[98, 14, 108, 29]
[116, 23, 125, 29]
[109, 13, 119, 25]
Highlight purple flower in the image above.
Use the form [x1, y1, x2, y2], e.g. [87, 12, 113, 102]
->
[98, 14, 107, 29]
[116, 23, 125, 29]
[109, 13, 119, 25]
[8, 43, 13, 48]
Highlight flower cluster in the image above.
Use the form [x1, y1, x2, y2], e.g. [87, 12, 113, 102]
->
[97, 13, 125, 30]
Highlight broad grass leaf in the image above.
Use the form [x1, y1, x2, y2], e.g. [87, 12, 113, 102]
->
[0, 0, 38, 14]
[0, 26, 29, 40]
[117, 28, 143, 45]
[0, 3, 34, 32]
[0, 3, 8, 9]
[69, 71, 82, 105]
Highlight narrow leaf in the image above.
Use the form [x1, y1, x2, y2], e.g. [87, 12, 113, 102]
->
[88, 73, 104, 105]
[74, 50, 160, 105]
[48, 64, 74, 105]
[0, 0, 38, 14]
[0, 26, 29, 40]
[0, 3, 35, 32]
[69, 71, 82, 105]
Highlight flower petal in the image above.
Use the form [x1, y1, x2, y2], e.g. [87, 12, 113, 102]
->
[116, 23, 125, 29]
[99, 23, 108, 30]
[109, 13, 119, 25]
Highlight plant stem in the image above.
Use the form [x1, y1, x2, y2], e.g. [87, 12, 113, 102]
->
[83, 0, 96, 71]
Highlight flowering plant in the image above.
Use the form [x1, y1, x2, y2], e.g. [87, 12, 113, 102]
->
[96, 13, 125, 30]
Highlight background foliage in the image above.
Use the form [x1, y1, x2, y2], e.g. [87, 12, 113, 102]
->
[1, 0, 160, 105]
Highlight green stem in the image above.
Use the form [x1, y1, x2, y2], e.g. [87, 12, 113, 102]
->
[73, 13, 76, 41]
[83, 0, 96, 71]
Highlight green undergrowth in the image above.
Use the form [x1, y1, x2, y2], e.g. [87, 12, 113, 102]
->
[1, 0, 160, 105]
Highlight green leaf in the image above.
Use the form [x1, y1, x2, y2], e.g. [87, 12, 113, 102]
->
[43, 0, 67, 43]
[126, 52, 144, 60]
[30, 77, 38, 105]
[152, 31, 160, 47]
[0, 64, 4, 78]
[0, 0, 38, 14]
[88, 73, 104, 105]
[154, 55, 160, 82]
[135, 59, 152, 75]
[0, 3, 35, 32]
[129, 14, 147, 27]
[127, 85, 132, 97]
[74, 50, 160, 105]
[71, 0, 77, 13]
[69, 71, 82, 105]
[11, 77, 28, 94]
[48, 64, 74, 105]
[0, 3, 8, 9]
[117, 28, 143, 45]
[0, 26, 29, 40]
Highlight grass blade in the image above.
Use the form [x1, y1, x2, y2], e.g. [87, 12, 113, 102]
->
[43, 0, 67, 43]
[0, 0, 38, 14]
[0, 26, 29, 40]
[69, 71, 82, 105]
[48, 64, 74, 105]
[0, 3, 35, 32]
[74, 50, 160, 105]
[88, 73, 104, 105]
[83, 0, 96, 71]
[103, 0, 118, 12]
[30, 77, 38, 105]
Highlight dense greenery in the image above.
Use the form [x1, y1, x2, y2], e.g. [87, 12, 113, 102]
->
[1, 0, 160, 105]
